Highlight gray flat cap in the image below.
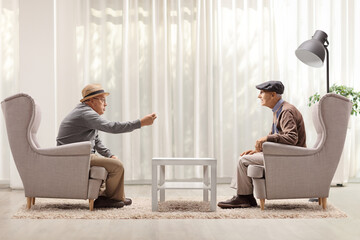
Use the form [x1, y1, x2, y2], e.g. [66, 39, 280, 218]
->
[256, 81, 284, 94]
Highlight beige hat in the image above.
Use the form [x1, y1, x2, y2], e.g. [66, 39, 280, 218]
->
[80, 83, 110, 102]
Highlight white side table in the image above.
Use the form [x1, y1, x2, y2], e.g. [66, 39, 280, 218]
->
[152, 157, 217, 212]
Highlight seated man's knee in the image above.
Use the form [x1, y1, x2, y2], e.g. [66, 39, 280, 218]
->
[238, 155, 245, 163]
[109, 159, 124, 173]
[238, 155, 249, 168]
[238, 153, 264, 168]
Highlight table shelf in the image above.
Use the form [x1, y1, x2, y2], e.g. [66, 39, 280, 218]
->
[152, 157, 217, 212]
[158, 182, 211, 190]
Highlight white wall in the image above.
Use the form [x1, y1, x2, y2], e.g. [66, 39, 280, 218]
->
[11, 0, 56, 189]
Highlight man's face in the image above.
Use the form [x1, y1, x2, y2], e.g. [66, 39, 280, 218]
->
[88, 94, 107, 115]
[258, 90, 276, 108]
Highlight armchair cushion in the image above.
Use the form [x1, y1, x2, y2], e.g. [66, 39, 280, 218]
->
[36, 141, 92, 156]
[263, 142, 318, 156]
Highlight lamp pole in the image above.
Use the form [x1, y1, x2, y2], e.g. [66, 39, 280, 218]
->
[325, 41, 329, 93]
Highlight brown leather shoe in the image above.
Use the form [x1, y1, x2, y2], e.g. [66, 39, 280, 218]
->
[218, 195, 257, 208]
[94, 197, 125, 209]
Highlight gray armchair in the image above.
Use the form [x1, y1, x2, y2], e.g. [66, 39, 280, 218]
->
[248, 93, 352, 210]
[1, 93, 108, 211]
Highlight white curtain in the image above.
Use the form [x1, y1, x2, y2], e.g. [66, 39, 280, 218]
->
[58, 0, 275, 181]
[0, 0, 18, 186]
[1, 0, 360, 186]
[54, 0, 360, 182]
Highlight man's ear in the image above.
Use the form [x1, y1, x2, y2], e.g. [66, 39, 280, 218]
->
[85, 99, 93, 107]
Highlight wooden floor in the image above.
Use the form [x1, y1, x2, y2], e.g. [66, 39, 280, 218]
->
[1, 183, 360, 240]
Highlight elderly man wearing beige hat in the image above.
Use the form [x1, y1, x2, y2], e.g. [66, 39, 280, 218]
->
[57, 83, 157, 208]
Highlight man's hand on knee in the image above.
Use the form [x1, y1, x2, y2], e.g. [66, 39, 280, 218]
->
[240, 149, 258, 156]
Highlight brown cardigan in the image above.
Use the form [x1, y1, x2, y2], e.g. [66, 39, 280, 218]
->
[266, 101, 307, 147]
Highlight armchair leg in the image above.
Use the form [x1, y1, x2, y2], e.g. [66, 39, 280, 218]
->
[260, 199, 265, 210]
[318, 198, 322, 205]
[89, 199, 94, 211]
[26, 197, 32, 210]
[321, 198, 327, 210]
[32, 197, 35, 205]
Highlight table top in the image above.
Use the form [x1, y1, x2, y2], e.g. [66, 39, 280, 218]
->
[152, 157, 216, 165]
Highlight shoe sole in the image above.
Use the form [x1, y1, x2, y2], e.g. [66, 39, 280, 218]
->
[217, 203, 252, 208]
[94, 199, 125, 209]
[94, 204, 124, 209]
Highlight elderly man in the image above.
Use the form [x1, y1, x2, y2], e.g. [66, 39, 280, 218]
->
[57, 83, 157, 208]
[218, 81, 306, 208]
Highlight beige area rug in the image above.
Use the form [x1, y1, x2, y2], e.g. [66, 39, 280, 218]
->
[13, 197, 347, 219]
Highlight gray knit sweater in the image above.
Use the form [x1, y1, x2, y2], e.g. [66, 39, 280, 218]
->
[56, 103, 141, 157]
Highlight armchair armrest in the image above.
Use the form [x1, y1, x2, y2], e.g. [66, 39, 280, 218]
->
[35, 141, 92, 156]
[263, 142, 318, 156]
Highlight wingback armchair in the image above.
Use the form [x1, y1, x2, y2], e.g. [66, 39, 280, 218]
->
[248, 93, 352, 210]
[1, 93, 108, 211]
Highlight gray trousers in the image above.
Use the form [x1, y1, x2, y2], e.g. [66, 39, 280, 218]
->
[230, 152, 264, 195]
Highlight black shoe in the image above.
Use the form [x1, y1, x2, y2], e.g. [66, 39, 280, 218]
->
[247, 194, 258, 207]
[94, 197, 125, 209]
[218, 194, 257, 208]
[123, 198, 132, 206]
[309, 198, 319, 202]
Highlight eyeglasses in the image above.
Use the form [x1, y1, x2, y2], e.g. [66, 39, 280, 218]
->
[93, 97, 107, 104]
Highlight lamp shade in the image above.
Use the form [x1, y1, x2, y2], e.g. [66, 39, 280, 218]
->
[295, 30, 328, 68]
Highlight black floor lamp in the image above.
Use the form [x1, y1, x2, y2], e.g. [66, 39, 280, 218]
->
[295, 30, 329, 93]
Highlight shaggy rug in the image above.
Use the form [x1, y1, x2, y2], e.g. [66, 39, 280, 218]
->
[12, 197, 347, 219]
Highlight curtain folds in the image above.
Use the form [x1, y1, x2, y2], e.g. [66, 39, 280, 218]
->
[58, 0, 359, 181]
[0, 0, 18, 186]
[68, 0, 273, 180]
[1, 0, 359, 186]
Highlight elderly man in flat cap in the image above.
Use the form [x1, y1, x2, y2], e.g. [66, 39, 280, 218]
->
[218, 80, 306, 208]
[57, 83, 157, 208]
